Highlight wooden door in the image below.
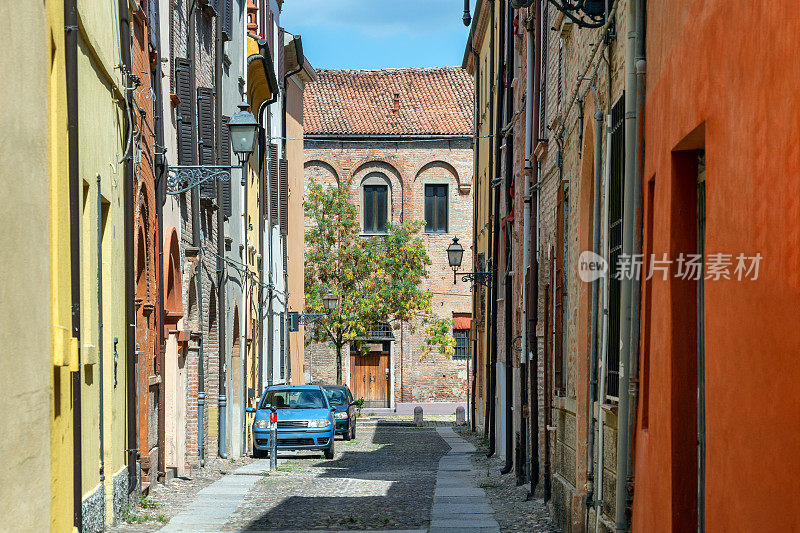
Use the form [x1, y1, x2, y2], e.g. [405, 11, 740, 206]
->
[350, 350, 389, 408]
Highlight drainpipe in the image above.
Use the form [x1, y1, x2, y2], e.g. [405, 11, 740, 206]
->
[214, 5, 228, 460]
[188, 0, 206, 467]
[150, 0, 168, 482]
[485, 0, 498, 458]
[595, 119, 612, 533]
[65, 0, 83, 524]
[521, 7, 536, 491]
[470, 43, 479, 432]
[586, 83, 604, 510]
[115, 0, 137, 492]
[97, 174, 106, 487]
[615, 0, 641, 528]
[500, 0, 514, 476]
[627, 0, 647, 518]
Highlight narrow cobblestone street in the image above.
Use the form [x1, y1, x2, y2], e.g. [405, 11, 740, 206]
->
[112, 420, 556, 532]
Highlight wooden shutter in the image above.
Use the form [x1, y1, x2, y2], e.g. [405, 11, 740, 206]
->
[279, 158, 288, 234]
[197, 87, 216, 198]
[277, 27, 285, 85]
[220, 115, 232, 217]
[269, 11, 274, 61]
[148, 0, 160, 52]
[175, 57, 193, 165]
[554, 184, 564, 391]
[221, 0, 233, 42]
[264, 143, 278, 220]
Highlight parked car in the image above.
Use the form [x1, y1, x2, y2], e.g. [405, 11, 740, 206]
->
[248, 385, 336, 459]
[323, 385, 359, 440]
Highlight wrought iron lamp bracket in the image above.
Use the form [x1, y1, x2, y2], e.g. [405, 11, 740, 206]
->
[545, 0, 606, 29]
[166, 165, 237, 195]
[298, 313, 326, 326]
[454, 269, 494, 288]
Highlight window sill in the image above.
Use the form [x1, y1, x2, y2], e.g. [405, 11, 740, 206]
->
[359, 232, 388, 238]
[424, 231, 449, 235]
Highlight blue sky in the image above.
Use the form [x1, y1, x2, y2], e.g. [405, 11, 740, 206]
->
[280, 0, 472, 69]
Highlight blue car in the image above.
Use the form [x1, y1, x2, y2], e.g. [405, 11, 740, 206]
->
[249, 385, 336, 459]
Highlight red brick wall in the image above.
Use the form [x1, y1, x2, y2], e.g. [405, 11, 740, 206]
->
[304, 140, 474, 403]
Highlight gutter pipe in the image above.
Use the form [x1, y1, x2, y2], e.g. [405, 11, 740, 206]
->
[97, 174, 106, 486]
[117, 0, 137, 492]
[586, 83, 604, 509]
[215, 8, 228, 459]
[188, 1, 206, 467]
[485, 0, 497, 456]
[500, 0, 514, 476]
[65, 0, 83, 524]
[615, 0, 642, 527]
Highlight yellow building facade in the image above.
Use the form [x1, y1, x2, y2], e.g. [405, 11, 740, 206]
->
[464, 0, 498, 436]
[76, 0, 131, 528]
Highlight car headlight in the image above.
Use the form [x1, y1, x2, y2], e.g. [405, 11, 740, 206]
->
[308, 418, 331, 428]
[254, 419, 269, 429]
[334, 411, 348, 419]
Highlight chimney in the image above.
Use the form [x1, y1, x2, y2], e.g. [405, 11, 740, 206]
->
[392, 93, 400, 115]
[247, 0, 258, 33]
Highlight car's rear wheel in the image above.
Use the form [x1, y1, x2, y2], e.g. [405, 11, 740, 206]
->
[351, 421, 356, 440]
[343, 422, 351, 441]
[324, 438, 334, 459]
[253, 447, 267, 459]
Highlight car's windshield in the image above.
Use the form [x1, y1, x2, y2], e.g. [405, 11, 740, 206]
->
[260, 389, 327, 409]
[324, 388, 347, 406]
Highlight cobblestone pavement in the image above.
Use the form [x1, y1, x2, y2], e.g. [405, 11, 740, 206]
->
[455, 427, 559, 533]
[109, 456, 253, 532]
[225, 423, 450, 531]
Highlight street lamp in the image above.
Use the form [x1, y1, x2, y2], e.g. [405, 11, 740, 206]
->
[322, 291, 339, 311]
[166, 101, 260, 194]
[227, 101, 259, 185]
[447, 236, 493, 288]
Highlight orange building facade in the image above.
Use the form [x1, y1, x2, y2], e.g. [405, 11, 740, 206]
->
[634, 1, 800, 530]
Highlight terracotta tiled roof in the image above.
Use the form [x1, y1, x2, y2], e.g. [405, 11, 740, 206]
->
[303, 67, 474, 136]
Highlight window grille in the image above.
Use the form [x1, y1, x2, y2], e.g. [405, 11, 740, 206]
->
[356, 322, 394, 341]
[454, 329, 471, 359]
[606, 95, 626, 400]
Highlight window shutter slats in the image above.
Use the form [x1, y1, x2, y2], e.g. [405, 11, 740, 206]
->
[265, 143, 278, 221]
[221, 0, 233, 41]
[148, 0, 160, 52]
[538, 3, 548, 139]
[197, 87, 216, 198]
[277, 27, 285, 86]
[554, 183, 564, 390]
[175, 57, 194, 165]
[220, 115, 232, 217]
[279, 158, 288, 234]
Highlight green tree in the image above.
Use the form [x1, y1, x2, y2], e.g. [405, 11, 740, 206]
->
[305, 178, 453, 384]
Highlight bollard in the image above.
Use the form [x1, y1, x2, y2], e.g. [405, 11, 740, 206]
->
[414, 406, 424, 427]
[456, 406, 466, 426]
[269, 406, 278, 472]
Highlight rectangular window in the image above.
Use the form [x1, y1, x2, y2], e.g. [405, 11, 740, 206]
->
[606, 95, 626, 400]
[454, 329, 471, 359]
[364, 184, 387, 233]
[424, 184, 448, 233]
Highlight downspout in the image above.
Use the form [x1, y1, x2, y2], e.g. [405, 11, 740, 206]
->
[97, 174, 106, 486]
[152, 0, 168, 482]
[485, 0, 498, 458]
[215, 8, 228, 459]
[615, 0, 641, 528]
[500, 0, 514, 476]
[259, 86, 278, 391]
[471, 43, 479, 432]
[627, 0, 647, 517]
[65, 0, 83, 523]
[521, 5, 537, 493]
[586, 82, 604, 510]
[117, 0, 137, 491]
[595, 115, 612, 533]
[188, 0, 206, 467]
[266, 109, 274, 387]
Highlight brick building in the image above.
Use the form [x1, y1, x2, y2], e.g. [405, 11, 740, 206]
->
[302, 68, 475, 407]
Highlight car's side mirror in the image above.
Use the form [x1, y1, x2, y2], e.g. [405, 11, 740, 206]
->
[245, 407, 256, 414]
[348, 401, 359, 407]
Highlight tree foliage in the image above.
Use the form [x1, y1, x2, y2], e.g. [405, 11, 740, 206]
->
[304, 178, 454, 383]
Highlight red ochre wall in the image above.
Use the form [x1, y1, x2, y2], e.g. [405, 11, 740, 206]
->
[634, 1, 800, 531]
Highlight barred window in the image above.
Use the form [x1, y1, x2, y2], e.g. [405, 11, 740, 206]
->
[454, 329, 471, 359]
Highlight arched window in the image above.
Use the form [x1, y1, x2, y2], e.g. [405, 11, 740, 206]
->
[361, 173, 391, 234]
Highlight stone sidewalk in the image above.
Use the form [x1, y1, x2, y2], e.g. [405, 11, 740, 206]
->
[431, 427, 500, 533]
